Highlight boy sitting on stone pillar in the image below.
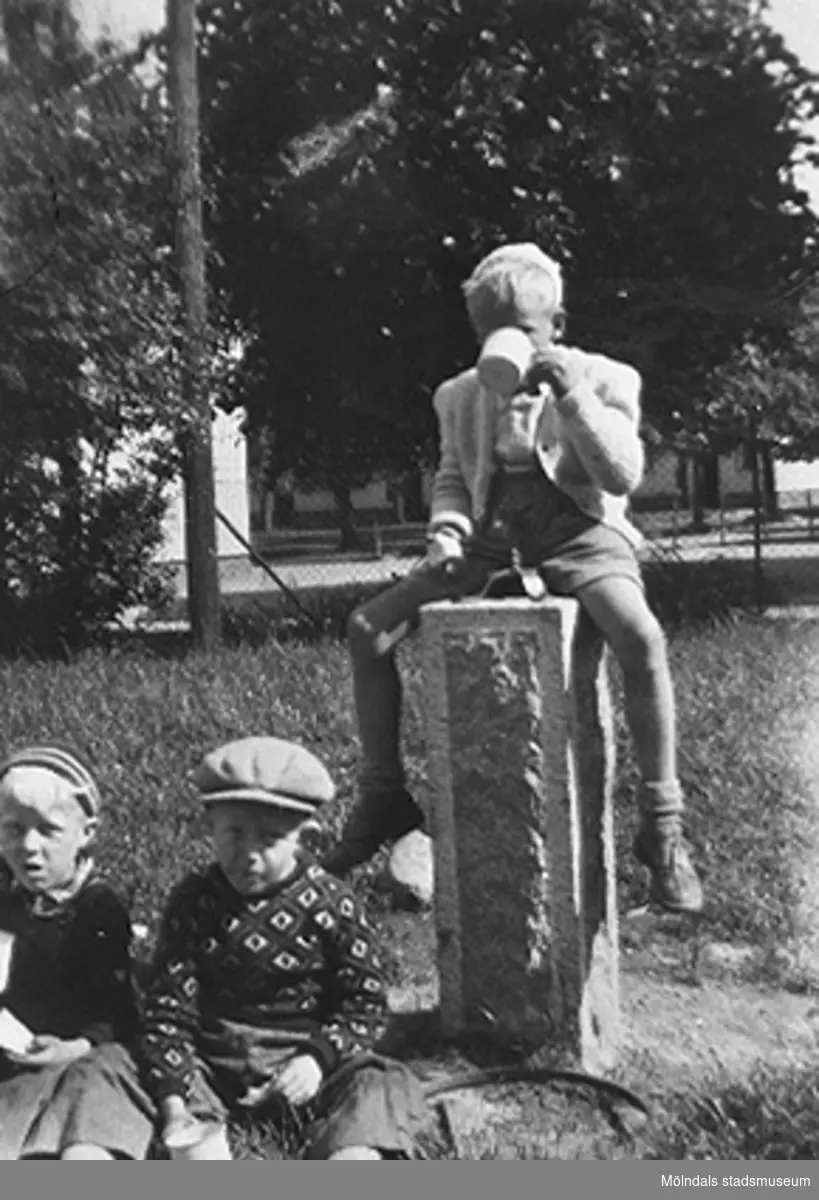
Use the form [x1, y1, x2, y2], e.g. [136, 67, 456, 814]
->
[324, 242, 702, 915]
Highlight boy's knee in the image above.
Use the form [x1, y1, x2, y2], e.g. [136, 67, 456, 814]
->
[168, 1126, 232, 1160]
[328, 1144, 383, 1160]
[61, 1143, 116, 1160]
[346, 607, 406, 659]
[615, 610, 668, 670]
[346, 606, 373, 652]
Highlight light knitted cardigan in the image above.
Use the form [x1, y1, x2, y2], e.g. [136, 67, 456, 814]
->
[428, 346, 645, 548]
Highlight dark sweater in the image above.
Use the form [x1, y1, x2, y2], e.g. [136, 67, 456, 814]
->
[0, 866, 139, 1046]
[141, 859, 389, 1101]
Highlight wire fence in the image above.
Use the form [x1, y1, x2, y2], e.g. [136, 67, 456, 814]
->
[152, 427, 819, 638]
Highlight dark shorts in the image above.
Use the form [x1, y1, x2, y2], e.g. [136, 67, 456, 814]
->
[59, 1043, 430, 1160]
[353, 470, 642, 647]
[476, 468, 642, 590]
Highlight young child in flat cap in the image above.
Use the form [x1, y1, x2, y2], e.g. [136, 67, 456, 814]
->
[0, 745, 139, 1159]
[328, 241, 702, 915]
[60, 737, 427, 1160]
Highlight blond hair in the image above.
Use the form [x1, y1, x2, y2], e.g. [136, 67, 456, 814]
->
[462, 243, 564, 339]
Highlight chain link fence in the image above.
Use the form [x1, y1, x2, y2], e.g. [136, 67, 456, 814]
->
[630, 429, 819, 619]
[151, 429, 819, 639]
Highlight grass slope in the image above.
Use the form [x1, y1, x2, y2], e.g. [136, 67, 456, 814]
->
[2, 615, 819, 1157]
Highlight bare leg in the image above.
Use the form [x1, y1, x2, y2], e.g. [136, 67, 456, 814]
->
[576, 576, 703, 913]
[161, 1094, 207, 1152]
[328, 1145, 383, 1160]
[577, 576, 676, 783]
[168, 1124, 233, 1160]
[61, 1143, 116, 1160]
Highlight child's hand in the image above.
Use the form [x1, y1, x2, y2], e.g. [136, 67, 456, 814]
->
[163, 1112, 208, 1151]
[528, 348, 585, 401]
[5, 1034, 91, 1068]
[236, 1076, 278, 1109]
[237, 1054, 324, 1109]
[426, 528, 464, 568]
[160, 1094, 209, 1151]
[269, 1053, 324, 1107]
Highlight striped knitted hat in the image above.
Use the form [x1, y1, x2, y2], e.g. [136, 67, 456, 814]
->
[191, 736, 335, 816]
[0, 746, 102, 817]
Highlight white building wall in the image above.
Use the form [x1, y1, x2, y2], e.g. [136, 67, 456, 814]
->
[774, 459, 819, 494]
[251, 448, 819, 529]
[155, 408, 250, 562]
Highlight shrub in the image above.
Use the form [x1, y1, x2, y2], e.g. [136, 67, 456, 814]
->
[641, 548, 781, 630]
[220, 578, 398, 646]
[0, 473, 175, 655]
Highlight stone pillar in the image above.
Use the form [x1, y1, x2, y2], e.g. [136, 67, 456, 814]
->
[420, 597, 620, 1073]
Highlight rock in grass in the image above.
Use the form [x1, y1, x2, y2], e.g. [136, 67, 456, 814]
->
[385, 830, 434, 909]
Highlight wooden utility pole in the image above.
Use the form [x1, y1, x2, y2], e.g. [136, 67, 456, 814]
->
[748, 410, 765, 614]
[166, 0, 221, 648]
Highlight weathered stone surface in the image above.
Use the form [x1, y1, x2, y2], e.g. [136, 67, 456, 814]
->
[385, 829, 435, 909]
[420, 597, 620, 1073]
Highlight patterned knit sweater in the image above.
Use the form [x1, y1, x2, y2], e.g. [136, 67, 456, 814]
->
[141, 859, 389, 1101]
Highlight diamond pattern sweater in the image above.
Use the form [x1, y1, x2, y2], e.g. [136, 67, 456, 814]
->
[141, 859, 389, 1101]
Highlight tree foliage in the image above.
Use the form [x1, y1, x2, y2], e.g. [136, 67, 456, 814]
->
[0, 5, 185, 646]
[701, 286, 819, 459]
[197, 0, 819, 504]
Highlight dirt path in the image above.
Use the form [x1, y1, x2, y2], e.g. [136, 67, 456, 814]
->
[383, 909, 819, 1155]
[622, 972, 816, 1093]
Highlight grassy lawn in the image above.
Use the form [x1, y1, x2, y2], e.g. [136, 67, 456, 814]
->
[2, 613, 819, 1158]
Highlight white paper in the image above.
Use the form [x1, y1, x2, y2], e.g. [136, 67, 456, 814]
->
[0, 1007, 34, 1055]
[0, 931, 14, 993]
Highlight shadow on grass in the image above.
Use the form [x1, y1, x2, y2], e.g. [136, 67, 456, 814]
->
[380, 1008, 549, 1070]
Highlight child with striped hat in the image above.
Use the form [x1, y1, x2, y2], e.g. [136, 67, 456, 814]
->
[0, 745, 139, 1159]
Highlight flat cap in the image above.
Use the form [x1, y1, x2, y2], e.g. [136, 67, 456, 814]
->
[190, 737, 335, 816]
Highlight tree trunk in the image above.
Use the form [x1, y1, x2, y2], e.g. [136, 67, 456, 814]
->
[169, 0, 221, 650]
[332, 482, 361, 551]
[675, 454, 688, 506]
[702, 452, 720, 508]
[760, 443, 779, 522]
[0, 465, 13, 629]
[56, 440, 83, 566]
[54, 440, 84, 641]
[273, 481, 295, 528]
[401, 465, 426, 523]
[689, 455, 707, 530]
[391, 482, 405, 525]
